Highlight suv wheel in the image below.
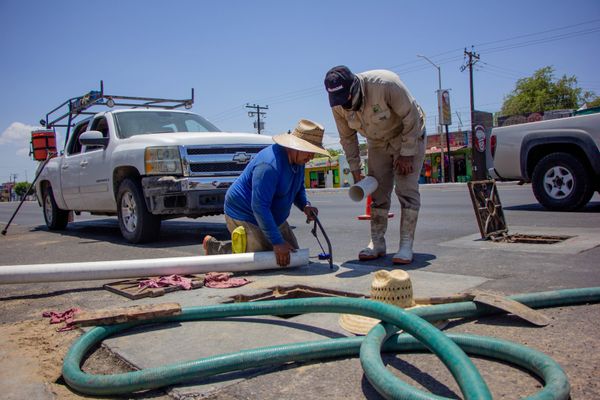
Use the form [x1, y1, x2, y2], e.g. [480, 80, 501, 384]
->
[531, 152, 594, 211]
[117, 178, 161, 243]
[43, 186, 69, 230]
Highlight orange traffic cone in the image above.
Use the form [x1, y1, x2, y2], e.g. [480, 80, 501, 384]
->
[357, 195, 394, 220]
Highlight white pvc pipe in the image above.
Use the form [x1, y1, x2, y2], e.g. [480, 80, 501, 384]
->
[0, 249, 309, 284]
[348, 176, 379, 202]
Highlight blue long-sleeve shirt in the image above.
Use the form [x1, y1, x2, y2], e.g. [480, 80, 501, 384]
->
[224, 144, 309, 245]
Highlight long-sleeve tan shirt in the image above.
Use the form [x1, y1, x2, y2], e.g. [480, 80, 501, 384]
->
[331, 69, 425, 172]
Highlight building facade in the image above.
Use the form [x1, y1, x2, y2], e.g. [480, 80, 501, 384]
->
[422, 130, 473, 183]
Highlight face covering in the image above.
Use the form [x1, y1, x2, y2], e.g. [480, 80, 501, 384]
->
[342, 76, 363, 111]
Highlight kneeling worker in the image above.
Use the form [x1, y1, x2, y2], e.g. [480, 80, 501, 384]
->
[203, 119, 330, 266]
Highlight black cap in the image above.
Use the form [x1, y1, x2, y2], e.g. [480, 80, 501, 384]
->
[324, 65, 355, 107]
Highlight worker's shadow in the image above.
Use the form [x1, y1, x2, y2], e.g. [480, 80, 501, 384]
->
[257, 260, 339, 277]
[336, 253, 436, 278]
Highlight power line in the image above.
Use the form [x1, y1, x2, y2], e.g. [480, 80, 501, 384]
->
[207, 19, 600, 124]
[207, 104, 246, 120]
[479, 26, 600, 55]
[475, 18, 600, 49]
[387, 19, 600, 70]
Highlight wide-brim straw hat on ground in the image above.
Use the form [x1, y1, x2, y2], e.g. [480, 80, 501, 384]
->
[272, 119, 331, 157]
[339, 269, 448, 335]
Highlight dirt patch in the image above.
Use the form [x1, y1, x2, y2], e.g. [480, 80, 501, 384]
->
[0, 319, 150, 399]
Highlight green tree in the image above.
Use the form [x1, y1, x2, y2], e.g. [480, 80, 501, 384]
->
[587, 96, 600, 108]
[500, 66, 595, 116]
[326, 148, 341, 157]
[14, 182, 33, 199]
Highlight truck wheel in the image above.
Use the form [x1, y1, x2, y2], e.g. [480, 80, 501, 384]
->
[531, 152, 594, 211]
[117, 178, 161, 243]
[43, 186, 69, 230]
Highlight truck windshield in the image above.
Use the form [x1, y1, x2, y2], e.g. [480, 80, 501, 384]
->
[113, 111, 221, 138]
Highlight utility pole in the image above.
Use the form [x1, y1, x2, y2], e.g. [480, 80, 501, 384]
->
[418, 54, 444, 183]
[246, 103, 268, 134]
[461, 47, 484, 180]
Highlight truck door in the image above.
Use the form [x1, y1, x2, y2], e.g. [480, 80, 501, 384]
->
[60, 121, 89, 210]
[79, 116, 114, 210]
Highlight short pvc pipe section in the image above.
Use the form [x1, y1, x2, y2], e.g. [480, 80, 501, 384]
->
[62, 287, 600, 398]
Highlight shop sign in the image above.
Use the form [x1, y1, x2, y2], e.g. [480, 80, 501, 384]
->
[474, 125, 486, 153]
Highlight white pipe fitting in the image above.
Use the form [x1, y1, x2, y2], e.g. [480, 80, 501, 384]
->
[348, 176, 379, 202]
[0, 249, 310, 284]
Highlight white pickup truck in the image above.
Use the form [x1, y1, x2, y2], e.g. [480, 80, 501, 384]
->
[35, 101, 272, 243]
[489, 111, 600, 211]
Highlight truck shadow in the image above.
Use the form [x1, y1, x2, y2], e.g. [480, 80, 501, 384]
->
[32, 218, 231, 248]
[504, 200, 600, 212]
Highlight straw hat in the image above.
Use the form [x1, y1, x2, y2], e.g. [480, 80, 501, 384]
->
[272, 119, 331, 157]
[339, 269, 448, 335]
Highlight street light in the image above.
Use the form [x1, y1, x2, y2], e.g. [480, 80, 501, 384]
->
[417, 54, 453, 183]
[417, 54, 441, 94]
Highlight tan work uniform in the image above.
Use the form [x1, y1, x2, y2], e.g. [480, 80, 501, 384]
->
[331, 69, 426, 211]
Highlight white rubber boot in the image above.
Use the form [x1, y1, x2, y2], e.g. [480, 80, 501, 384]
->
[392, 208, 418, 264]
[358, 208, 388, 261]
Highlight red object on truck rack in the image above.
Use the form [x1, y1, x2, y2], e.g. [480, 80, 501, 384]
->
[31, 130, 57, 161]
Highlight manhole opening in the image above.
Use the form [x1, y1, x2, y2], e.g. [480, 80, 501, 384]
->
[490, 233, 572, 244]
[226, 285, 365, 319]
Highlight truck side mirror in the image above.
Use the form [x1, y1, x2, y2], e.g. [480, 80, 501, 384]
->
[79, 130, 109, 147]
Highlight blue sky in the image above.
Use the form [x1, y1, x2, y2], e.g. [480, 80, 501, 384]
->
[1, 0, 599, 183]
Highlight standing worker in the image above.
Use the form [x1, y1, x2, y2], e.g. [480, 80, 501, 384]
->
[324, 66, 426, 264]
[203, 119, 330, 266]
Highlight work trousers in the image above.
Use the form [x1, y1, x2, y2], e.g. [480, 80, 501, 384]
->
[367, 130, 426, 212]
[225, 215, 299, 251]
[210, 215, 299, 255]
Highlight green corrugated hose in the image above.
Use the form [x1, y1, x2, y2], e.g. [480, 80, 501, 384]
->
[62, 287, 600, 399]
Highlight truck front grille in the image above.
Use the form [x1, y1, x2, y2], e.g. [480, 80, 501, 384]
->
[182, 144, 267, 177]
[190, 163, 247, 173]
[187, 147, 267, 155]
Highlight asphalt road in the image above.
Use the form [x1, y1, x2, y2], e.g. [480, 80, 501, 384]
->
[1, 182, 599, 305]
[1, 182, 600, 399]
[1, 182, 599, 284]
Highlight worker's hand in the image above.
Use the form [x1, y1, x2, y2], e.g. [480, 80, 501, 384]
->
[273, 242, 296, 267]
[394, 156, 414, 175]
[352, 170, 364, 183]
[304, 205, 318, 222]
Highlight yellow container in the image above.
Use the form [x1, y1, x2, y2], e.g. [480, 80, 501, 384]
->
[231, 226, 247, 254]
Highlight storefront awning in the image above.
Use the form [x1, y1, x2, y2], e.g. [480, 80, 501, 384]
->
[425, 145, 467, 155]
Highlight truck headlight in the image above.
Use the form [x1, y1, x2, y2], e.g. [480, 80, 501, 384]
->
[145, 146, 182, 175]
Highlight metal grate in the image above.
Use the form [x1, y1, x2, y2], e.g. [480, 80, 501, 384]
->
[226, 285, 364, 318]
[468, 180, 508, 239]
[490, 233, 571, 244]
[468, 180, 572, 244]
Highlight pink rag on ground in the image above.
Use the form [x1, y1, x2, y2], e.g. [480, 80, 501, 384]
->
[42, 308, 80, 331]
[204, 272, 251, 288]
[138, 275, 193, 290]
